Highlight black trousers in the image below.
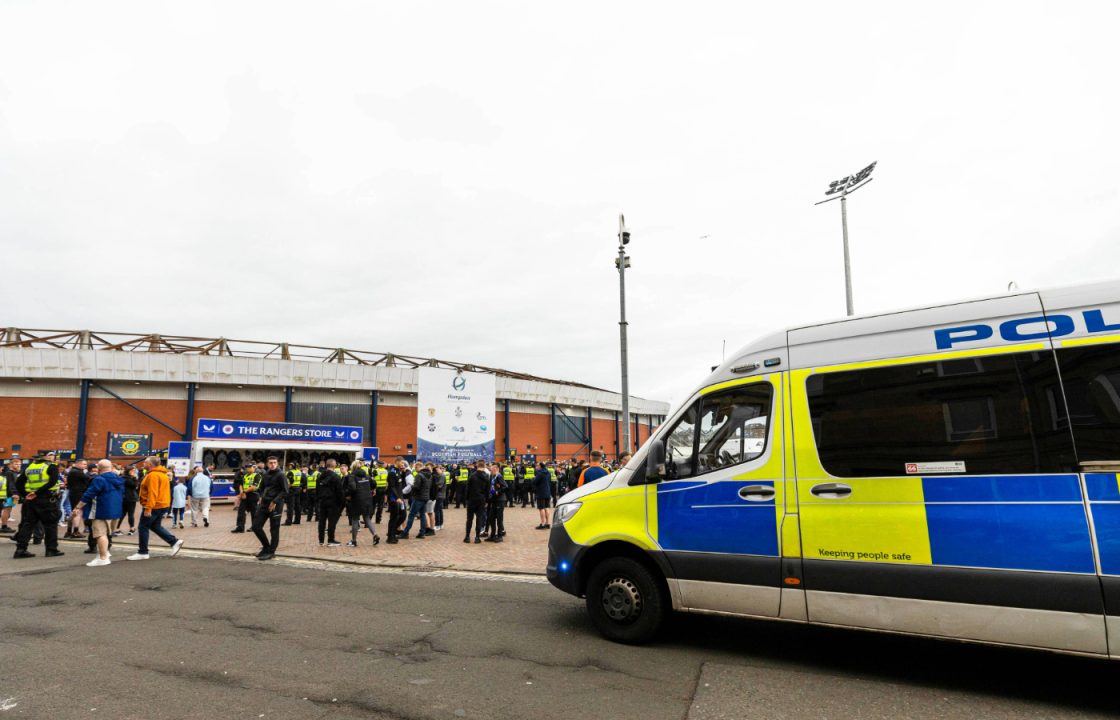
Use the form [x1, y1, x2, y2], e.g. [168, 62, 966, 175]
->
[465, 501, 487, 539]
[454, 484, 466, 508]
[284, 491, 301, 524]
[373, 488, 386, 524]
[236, 493, 259, 530]
[15, 501, 59, 552]
[252, 499, 283, 552]
[486, 499, 505, 537]
[350, 506, 377, 543]
[387, 499, 404, 539]
[317, 504, 341, 544]
[304, 490, 318, 521]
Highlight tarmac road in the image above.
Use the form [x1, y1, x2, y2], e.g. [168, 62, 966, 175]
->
[1, 549, 1117, 720]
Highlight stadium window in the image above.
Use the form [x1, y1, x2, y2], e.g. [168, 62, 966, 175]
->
[552, 413, 587, 444]
[806, 350, 1075, 477]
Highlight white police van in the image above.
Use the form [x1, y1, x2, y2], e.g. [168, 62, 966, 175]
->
[547, 280, 1120, 656]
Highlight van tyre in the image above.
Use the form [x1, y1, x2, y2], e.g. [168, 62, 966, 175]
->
[585, 556, 667, 644]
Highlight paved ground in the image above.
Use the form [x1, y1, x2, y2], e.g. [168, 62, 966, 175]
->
[34, 502, 550, 574]
[1, 549, 1118, 720]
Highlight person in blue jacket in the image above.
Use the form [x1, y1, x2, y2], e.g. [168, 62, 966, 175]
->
[69, 459, 124, 567]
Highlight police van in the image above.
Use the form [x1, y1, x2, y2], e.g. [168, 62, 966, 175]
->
[547, 280, 1120, 656]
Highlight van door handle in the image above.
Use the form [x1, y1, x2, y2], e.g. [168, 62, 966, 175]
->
[738, 485, 776, 502]
[810, 482, 852, 499]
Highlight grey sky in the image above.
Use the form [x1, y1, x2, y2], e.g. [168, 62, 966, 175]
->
[2, 1, 1118, 409]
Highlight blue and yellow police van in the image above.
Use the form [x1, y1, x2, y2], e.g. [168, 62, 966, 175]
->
[548, 280, 1120, 656]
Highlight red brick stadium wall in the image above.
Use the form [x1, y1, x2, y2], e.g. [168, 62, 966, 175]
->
[0, 397, 80, 456]
[0, 392, 657, 462]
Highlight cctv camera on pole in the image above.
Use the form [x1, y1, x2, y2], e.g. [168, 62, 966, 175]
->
[616, 214, 632, 453]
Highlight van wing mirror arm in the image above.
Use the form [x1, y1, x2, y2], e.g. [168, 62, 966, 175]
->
[645, 439, 666, 484]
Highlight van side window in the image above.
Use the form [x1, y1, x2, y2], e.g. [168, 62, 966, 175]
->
[696, 384, 772, 474]
[664, 403, 699, 480]
[806, 350, 1075, 477]
[663, 383, 773, 480]
[1054, 344, 1120, 462]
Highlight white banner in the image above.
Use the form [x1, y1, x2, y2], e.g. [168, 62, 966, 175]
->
[416, 367, 496, 463]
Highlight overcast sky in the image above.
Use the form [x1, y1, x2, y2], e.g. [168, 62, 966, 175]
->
[2, 1, 1119, 410]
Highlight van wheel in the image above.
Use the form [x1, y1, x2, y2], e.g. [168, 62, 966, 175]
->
[585, 556, 667, 644]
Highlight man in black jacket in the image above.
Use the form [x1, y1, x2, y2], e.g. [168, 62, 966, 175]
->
[485, 462, 506, 542]
[64, 459, 90, 540]
[463, 461, 489, 544]
[316, 459, 345, 547]
[400, 463, 431, 540]
[252, 456, 289, 560]
[344, 462, 380, 547]
[385, 462, 406, 544]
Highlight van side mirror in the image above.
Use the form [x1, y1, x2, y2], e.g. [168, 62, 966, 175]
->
[645, 439, 666, 483]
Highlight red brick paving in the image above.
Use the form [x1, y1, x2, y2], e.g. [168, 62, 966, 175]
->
[56, 502, 552, 575]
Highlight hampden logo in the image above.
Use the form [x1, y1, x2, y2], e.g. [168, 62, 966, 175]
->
[452, 375, 466, 392]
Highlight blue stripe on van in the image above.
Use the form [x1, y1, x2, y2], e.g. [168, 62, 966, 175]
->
[656, 480, 779, 556]
[920, 474, 1082, 503]
[926, 503, 1095, 573]
[1084, 473, 1120, 501]
[1090, 504, 1120, 575]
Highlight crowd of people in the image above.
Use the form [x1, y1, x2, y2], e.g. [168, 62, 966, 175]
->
[1, 449, 621, 566]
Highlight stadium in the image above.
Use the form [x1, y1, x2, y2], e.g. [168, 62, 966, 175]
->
[0, 328, 668, 478]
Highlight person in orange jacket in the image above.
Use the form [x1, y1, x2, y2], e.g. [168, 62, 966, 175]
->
[127, 456, 184, 561]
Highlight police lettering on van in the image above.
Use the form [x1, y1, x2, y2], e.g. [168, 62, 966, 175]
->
[935, 308, 1120, 349]
[547, 281, 1120, 656]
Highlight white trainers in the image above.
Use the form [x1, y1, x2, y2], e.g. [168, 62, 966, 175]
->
[170, 539, 184, 557]
[127, 553, 150, 561]
[86, 557, 111, 567]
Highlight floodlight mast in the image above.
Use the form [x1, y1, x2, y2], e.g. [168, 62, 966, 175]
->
[816, 161, 877, 317]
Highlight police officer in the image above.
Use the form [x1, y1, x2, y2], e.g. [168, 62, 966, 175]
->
[232, 463, 260, 533]
[502, 463, 516, 509]
[12, 452, 64, 559]
[284, 463, 303, 525]
[521, 462, 536, 508]
[372, 462, 388, 525]
[455, 464, 470, 508]
[251, 455, 289, 561]
[304, 464, 319, 523]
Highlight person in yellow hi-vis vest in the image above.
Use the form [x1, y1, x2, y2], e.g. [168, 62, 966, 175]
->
[304, 465, 320, 523]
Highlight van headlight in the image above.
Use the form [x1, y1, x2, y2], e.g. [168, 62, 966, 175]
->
[553, 502, 582, 525]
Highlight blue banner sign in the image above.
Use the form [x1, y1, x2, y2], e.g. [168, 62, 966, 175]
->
[196, 418, 364, 445]
[362, 447, 380, 462]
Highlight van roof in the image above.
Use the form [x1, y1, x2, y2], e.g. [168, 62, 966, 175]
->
[686, 278, 1120, 407]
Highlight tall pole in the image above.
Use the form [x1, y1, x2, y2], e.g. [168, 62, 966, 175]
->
[617, 214, 632, 455]
[817, 161, 875, 318]
[841, 192, 854, 316]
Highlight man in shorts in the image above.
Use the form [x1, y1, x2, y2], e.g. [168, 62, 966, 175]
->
[70, 459, 124, 567]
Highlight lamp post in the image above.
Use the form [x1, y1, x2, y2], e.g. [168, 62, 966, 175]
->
[816, 161, 876, 316]
[616, 214, 632, 454]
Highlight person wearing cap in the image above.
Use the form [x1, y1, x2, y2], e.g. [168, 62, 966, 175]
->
[12, 452, 64, 559]
[232, 463, 259, 533]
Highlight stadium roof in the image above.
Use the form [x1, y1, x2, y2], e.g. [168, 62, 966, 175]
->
[0, 327, 609, 392]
